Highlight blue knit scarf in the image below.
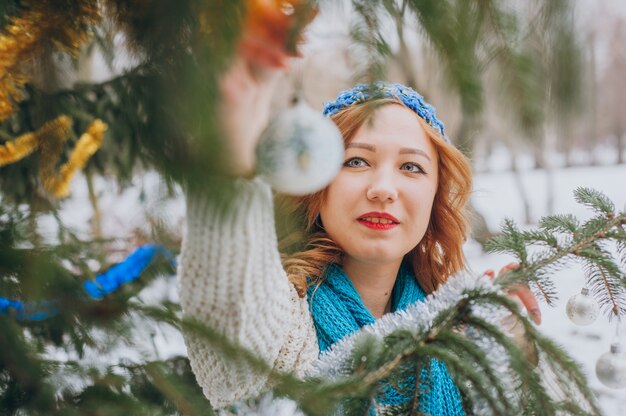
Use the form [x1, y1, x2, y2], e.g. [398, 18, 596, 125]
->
[307, 262, 465, 415]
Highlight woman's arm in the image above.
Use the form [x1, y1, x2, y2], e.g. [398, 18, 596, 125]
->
[176, 29, 320, 406]
[177, 178, 317, 408]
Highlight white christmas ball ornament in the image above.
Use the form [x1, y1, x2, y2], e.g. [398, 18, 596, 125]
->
[565, 288, 600, 326]
[256, 99, 344, 195]
[596, 343, 626, 389]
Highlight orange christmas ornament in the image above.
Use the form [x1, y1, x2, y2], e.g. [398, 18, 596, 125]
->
[239, 0, 317, 68]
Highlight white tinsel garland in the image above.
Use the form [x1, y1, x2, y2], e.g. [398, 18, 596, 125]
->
[308, 273, 520, 415]
[228, 274, 530, 415]
[307, 273, 505, 378]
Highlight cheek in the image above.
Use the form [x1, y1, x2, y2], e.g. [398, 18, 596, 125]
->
[407, 182, 437, 232]
[321, 174, 353, 211]
[319, 175, 359, 233]
[320, 191, 339, 227]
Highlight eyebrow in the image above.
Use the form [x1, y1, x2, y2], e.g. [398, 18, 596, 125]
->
[347, 142, 432, 161]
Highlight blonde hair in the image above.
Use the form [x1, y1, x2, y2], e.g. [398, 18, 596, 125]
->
[282, 98, 472, 297]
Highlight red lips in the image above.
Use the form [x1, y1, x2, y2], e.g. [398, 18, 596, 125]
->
[357, 212, 400, 231]
[357, 212, 400, 223]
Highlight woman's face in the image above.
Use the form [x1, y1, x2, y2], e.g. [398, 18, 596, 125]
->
[319, 104, 439, 266]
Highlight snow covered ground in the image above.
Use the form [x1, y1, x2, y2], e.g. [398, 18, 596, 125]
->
[46, 149, 626, 414]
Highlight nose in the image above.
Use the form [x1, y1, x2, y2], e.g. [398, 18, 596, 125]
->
[366, 168, 398, 202]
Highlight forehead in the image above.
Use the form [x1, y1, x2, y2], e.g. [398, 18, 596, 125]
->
[350, 104, 434, 151]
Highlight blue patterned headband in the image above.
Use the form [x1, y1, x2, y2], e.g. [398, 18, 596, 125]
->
[322, 82, 450, 144]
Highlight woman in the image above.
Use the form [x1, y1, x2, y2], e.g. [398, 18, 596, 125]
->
[177, 56, 541, 414]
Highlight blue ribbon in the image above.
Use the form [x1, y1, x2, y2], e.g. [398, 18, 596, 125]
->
[0, 244, 175, 321]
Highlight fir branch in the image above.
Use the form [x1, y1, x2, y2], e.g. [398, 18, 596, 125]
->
[503, 308, 602, 415]
[135, 304, 347, 415]
[484, 219, 529, 263]
[574, 187, 615, 216]
[464, 314, 557, 415]
[137, 305, 275, 379]
[487, 190, 625, 309]
[350, 1, 391, 83]
[142, 362, 214, 416]
[493, 210, 626, 290]
[433, 330, 510, 409]
[531, 338, 602, 415]
[323, 290, 536, 413]
[552, 401, 598, 416]
[584, 259, 626, 318]
[126, 273, 602, 415]
[361, 345, 414, 388]
[408, 358, 426, 416]
[539, 214, 579, 234]
[419, 344, 507, 415]
[532, 281, 558, 306]
[467, 294, 602, 415]
[618, 239, 626, 269]
[520, 229, 559, 248]
[312, 277, 601, 414]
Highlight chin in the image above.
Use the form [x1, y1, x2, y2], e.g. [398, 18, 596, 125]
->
[349, 245, 405, 265]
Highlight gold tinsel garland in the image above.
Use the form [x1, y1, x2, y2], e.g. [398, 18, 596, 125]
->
[0, 116, 72, 167]
[44, 119, 107, 199]
[0, 116, 107, 199]
[0, 0, 100, 122]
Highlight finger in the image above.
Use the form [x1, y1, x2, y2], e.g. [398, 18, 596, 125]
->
[497, 262, 520, 278]
[483, 269, 495, 279]
[219, 55, 252, 102]
[239, 39, 290, 70]
[509, 285, 541, 325]
[247, 58, 285, 84]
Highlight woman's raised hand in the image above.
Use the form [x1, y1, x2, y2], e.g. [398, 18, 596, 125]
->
[216, 1, 317, 177]
[218, 56, 283, 177]
[484, 263, 542, 325]
[485, 263, 541, 366]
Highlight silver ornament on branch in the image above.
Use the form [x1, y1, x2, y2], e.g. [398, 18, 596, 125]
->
[596, 342, 626, 389]
[255, 98, 344, 195]
[565, 288, 600, 326]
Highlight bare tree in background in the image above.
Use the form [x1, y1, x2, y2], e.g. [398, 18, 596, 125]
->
[599, 18, 626, 164]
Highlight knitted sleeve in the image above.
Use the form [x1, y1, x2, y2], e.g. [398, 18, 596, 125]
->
[177, 178, 318, 409]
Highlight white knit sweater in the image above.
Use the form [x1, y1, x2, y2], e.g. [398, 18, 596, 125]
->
[177, 178, 319, 409]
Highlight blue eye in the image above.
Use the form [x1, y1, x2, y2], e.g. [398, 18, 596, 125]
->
[344, 157, 368, 168]
[401, 162, 425, 174]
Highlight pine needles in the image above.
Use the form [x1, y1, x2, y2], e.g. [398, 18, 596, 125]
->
[486, 187, 626, 319]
